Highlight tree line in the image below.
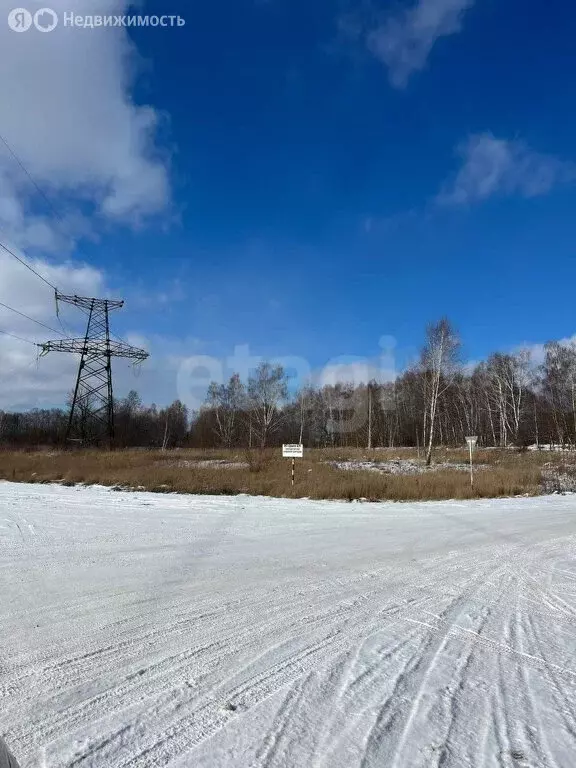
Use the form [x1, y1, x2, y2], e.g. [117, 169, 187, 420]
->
[0, 391, 189, 449]
[3, 319, 576, 455]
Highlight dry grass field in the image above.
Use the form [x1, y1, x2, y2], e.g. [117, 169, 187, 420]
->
[1, 445, 575, 501]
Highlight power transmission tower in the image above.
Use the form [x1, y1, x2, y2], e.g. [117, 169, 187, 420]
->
[39, 294, 149, 449]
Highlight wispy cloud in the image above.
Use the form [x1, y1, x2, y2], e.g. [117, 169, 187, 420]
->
[367, 0, 474, 88]
[438, 133, 576, 206]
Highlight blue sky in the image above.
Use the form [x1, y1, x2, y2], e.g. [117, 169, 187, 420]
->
[123, 0, 576, 360]
[2, 0, 576, 408]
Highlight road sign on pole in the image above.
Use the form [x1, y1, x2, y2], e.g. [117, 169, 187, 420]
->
[466, 436, 478, 487]
[282, 444, 303, 458]
[283, 444, 303, 486]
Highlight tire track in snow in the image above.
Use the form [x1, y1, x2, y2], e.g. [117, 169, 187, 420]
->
[37, 591, 418, 766]
[522, 611, 576, 740]
[106, 571, 473, 766]
[37, 556, 487, 766]
[60, 553, 516, 766]
[432, 580, 506, 767]
[116, 554, 504, 766]
[256, 626, 427, 768]
[7, 549, 474, 707]
[509, 603, 558, 768]
[116, 608, 410, 767]
[378, 567, 505, 768]
[1, 609, 226, 713]
[251, 673, 313, 766]
[5, 484, 576, 767]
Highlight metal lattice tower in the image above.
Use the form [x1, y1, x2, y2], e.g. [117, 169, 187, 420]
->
[39, 294, 149, 448]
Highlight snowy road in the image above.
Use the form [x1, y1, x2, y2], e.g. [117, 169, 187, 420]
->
[1, 483, 576, 767]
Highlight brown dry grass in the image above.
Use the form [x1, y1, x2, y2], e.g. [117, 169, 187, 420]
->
[0, 445, 566, 501]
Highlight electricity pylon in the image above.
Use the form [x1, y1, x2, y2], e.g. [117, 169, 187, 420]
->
[39, 293, 149, 449]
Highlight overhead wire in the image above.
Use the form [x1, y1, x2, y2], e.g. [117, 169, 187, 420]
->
[0, 133, 134, 389]
[0, 239, 58, 292]
[0, 235, 78, 337]
[0, 132, 66, 228]
[0, 300, 66, 338]
[0, 237, 87, 342]
[0, 328, 37, 346]
[0, 130, 138, 350]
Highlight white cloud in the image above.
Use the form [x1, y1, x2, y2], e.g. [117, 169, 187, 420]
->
[464, 336, 576, 375]
[317, 349, 397, 388]
[0, 1, 179, 410]
[0, 247, 105, 409]
[438, 133, 576, 206]
[514, 336, 576, 368]
[319, 361, 396, 387]
[0, 249, 199, 411]
[0, 0, 171, 251]
[367, 0, 474, 88]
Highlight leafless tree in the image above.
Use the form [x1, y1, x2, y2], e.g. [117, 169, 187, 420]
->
[421, 318, 461, 466]
[484, 351, 531, 446]
[247, 363, 288, 448]
[12, 324, 576, 453]
[540, 341, 576, 447]
[159, 400, 189, 449]
[206, 374, 245, 448]
[367, 381, 373, 449]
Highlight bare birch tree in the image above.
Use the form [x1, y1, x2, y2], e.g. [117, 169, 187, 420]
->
[421, 318, 461, 466]
[206, 374, 245, 448]
[367, 381, 374, 449]
[247, 363, 288, 448]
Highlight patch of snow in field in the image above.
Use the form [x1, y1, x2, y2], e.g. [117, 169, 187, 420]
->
[157, 459, 249, 470]
[541, 464, 576, 493]
[330, 458, 487, 475]
[527, 444, 576, 452]
[1, 482, 576, 767]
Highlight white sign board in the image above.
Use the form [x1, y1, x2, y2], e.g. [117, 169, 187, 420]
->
[283, 444, 304, 458]
[466, 436, 478, 448]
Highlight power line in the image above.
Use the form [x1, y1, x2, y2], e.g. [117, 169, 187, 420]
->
[0, 234, 129, 345]
[0, 301, 66, 338]
[0, 132, 134, 349]
[0, 132, 65, 227]
[1, 239, 132, 347]
[0, 238, 81, 338]
[0, 239, 107, 339]
[0, 129, 67, 294]
[0, 130, 72, 307]
[0, 242, 83, 338]
[0, 239, 58, 291]
[0, 328, 37, 346]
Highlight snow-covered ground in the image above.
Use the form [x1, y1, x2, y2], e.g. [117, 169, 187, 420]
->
[329, 459, 488, 475]
[1, 483, 576, 767]
[156, 460, 249, 471]
[527, 444, 576, 452]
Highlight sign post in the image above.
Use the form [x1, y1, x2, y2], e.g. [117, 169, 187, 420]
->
[465, 436, 478, 488]
[282, 444, 303, 486]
